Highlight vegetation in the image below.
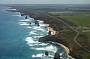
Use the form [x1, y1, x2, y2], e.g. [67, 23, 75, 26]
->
[11, 5, 90, 59]
[49, 12, 90, 59]
[49, 12, 90, 26]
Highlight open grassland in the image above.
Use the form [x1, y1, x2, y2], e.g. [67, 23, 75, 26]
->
[49, 12, 90, 59]
[49, 12, 90, 43]
[49, 12, 90, 26]
[58, 15, 90, 26]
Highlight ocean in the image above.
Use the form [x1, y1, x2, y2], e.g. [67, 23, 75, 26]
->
[0, 6, 68, 59]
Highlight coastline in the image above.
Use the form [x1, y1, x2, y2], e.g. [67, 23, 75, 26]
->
[8, 8, 75, 59]
[23, 12, 75, 59]
[39, 25, 75, 59]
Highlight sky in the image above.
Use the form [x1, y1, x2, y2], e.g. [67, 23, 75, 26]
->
[0, 0, 90, 4]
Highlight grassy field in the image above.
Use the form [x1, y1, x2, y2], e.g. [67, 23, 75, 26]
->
[49, 12, 90, 26]
[49, 12, 90, 59]
[58, 15, 90, 26]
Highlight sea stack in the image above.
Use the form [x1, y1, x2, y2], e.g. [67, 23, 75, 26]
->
[25, 16, 28, 19]
[54, 52, 60, 59]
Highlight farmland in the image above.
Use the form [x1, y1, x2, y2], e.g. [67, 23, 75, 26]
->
[49, 11, 90, 59]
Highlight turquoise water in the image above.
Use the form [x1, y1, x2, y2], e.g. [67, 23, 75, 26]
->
[0, 7, 33, 59]
[0, 7, 69, 59]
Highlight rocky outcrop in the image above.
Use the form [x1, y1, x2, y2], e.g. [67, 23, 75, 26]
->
[54, 52, 60, 59]
[39, 35, 63, 43]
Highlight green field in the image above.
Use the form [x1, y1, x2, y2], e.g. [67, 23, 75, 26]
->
[49, 12, 90, 43]
[58, 15, 90, 26]
[49, 12, 90, 26]
[49, 12, 90, 59]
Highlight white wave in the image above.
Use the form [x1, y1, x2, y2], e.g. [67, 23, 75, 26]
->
[29, 18, 35, 20]
[26, 26, 32, 29]
[39, 43, 48, 46]
[30, 31, 37, 33]
[18, 22, 29, 26]
[27, 44, 35, 46]
[25, 37, 36, 44]
[32, 45, 57, 53]
[32, 47, 45, 50]
[32, 36, 40, 39]
[39, 21, 44, 24]
[33, 43, 48, 46]
[32, 26, 40, 29]
[17, 17, 34, 22]
[32, 53, 44, 58]
[60, 52, 64, 56]
[32, 53, 54, 58]
[31, 35, 44, 38]
[26, 43, 48, 47]
[30, 31, 37, 35]
[13, 15, 22, 17]
[18, 19, 30, 21]
[36, 29, 45, 32]
[40, 24, 49, 27]
[8, 9, 16, 11]
[32, 27, 46, 32]
[25, 36, 42, 47]
[29, 31, 45, 36]
[38, 34, 45, 36]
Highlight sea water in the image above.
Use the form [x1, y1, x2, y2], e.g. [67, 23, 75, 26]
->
[0, 6, 68, 59]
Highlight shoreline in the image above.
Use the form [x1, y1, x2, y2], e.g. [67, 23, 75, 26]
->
[23, 13, 75, 59]
[8, 8, 75, 59]
[46, 25, 75, 59]
[36, 16, 75, 59]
